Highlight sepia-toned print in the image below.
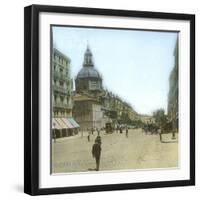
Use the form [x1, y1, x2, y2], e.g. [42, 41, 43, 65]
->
[51, 26, 178, 174]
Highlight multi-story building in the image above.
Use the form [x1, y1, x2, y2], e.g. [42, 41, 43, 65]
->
[52, 48, 79, 138]
[101, 92, 138, 123]
[52, 48, 73, 117]
[167, 38, 178, 131]
[139, 114, 154, 123]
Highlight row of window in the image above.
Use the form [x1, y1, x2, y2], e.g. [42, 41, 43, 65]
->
[53, 80, 71, 88]
[53, 111, 71, 118]
[53, 64, 69, 74]
[53, 53, 69, 66]
[53, 95, 71, 105]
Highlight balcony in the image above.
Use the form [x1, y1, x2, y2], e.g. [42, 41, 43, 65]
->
[53, 85, 69, 95]
[53, 102, 73, 109]
[53, 71, 69, 81]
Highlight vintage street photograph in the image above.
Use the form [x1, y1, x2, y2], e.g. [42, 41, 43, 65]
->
[51, 26, 178, 174]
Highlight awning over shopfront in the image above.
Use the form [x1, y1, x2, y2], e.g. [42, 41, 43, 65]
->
[52, 118, 62, 129]
[62, 118, 74, 129]
[56, 118, 68, 129]
[52, 118, 80, 129]
[68, 118, 80, 128]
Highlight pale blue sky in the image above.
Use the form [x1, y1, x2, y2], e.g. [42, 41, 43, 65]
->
[52, 26, 178, 115]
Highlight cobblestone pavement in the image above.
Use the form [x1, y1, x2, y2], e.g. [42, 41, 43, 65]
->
[52, 129, 178, 173]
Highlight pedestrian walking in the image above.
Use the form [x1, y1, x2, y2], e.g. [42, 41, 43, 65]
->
[126, 127, 128, 138]
[171, 121, 176, 140]
[92, 139, 102, 171]
[172, 130, 176, 140]
[97, 128, 100, 136]
[87, 132, 90, 142]
[116, 125, 119, 133]
[95, 135, 102, 144]
[53, 130, 56, 143]
[52, 123, 56, 143]
[159, 129, 162, 142]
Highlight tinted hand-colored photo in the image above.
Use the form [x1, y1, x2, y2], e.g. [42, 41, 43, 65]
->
[51, 26, 178, 174]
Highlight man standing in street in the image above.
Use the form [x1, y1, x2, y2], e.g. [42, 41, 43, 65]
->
[92, 139, 102, 171]
[87, 132, 90, 142]
[53, 130, 56, 143]
[126, 126, 129, 138]
[120, 126, 123, 134]
[97, 128, 100, 136]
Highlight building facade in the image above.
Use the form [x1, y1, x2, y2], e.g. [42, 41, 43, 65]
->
[73, 94, 105, 130]
[52, 48, 73, 118]
[52, 48, 79, 138]
[100, 92, 138, 124]
[167, 38, 178, 131]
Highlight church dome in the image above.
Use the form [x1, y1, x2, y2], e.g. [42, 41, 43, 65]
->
[77, 67, 102, 79]
[75, 45, 103, 93]
[76, 45, 102, 79]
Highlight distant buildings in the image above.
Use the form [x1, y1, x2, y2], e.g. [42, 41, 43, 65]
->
[139, 114, 154, 123]
[167, 38, 178, 131]
[73, 46, 138, 131]
[52, 48, 79, 138]
[100, 91, 138, 124]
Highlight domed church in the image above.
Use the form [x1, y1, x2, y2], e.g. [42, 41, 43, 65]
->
[73, 46, 109, 130]
[73, 45, 138, 131]
[75, 45, 103, 94]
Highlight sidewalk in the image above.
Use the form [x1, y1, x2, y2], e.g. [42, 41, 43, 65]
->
[53, 130, 108, 142]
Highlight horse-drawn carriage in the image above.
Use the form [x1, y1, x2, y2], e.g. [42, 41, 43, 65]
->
[142, 121, 173, 135]
[142, 123, 159, 134]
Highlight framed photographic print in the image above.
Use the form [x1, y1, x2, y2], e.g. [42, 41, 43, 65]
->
[24, 4, 195, 195]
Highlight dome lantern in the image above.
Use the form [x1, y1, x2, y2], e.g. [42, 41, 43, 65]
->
[75, 45, 103, 93]
[83, 45, 94, 67]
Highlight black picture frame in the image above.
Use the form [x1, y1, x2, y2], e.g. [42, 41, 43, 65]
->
[24, 4, 195, 196]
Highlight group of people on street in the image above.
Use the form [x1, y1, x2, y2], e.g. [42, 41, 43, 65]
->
[87, 128, 101, 142]
[88, 127, 94, 139]
[116, 126, 129, 137]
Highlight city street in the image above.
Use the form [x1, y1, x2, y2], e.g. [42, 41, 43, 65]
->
[52, 129, 178, 173]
